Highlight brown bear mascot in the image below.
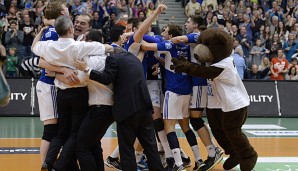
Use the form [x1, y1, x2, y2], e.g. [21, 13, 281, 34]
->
[170, 28, 258, 171]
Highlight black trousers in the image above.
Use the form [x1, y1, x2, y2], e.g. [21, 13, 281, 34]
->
[117, 107, 163, 171]
[45, 87, 89, 171]
[76, 105, 114, 171]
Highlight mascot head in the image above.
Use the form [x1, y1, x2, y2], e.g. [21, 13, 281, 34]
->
[193, 28, 233, 63]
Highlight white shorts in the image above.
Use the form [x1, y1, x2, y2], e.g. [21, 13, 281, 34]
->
[163, 91, 190, 119]
[147, 80, 161, 108]
[36, 81, 58, 121]
[189, 86, 207, 109]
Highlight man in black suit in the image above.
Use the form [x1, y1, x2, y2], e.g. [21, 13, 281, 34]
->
[75, 48, 163, 171]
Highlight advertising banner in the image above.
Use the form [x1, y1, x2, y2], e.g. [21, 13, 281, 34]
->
[244, 81, 279, 117]
[277, 81, 298, 117]
[0, 79, 297, 117]
[0, 78, 39, 116]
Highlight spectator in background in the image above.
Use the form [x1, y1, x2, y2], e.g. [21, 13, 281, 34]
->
[237, 0, 246, 13]
[71, 0, 87, 15]
[6, 5, 19, 22]
[230, 24, 238, 38]
[5, 20, 24, 63]
[259, 25, 271, 49]
[103, 12, 116, 43]
[201, 0, 217, 12]
[32, 0, 46, 26]
[259, 57, 270, 71]
[92, 11, 104, 29]
[236, 25, 251, 65]
[250, 38, 267, 67]
[217, 9, 229, 26]
[137, 10, 146, 20]
[260, 0, 271, 13]
[269, 16, 279, 36]
[132, 0, 146, 18]
[233, 12, 244, 28]
[224, 20, 232, 35]
[245, 64, 270, 80]
[283, 33, 298, 62]
[277, 21, 288, 44]
[251, 10, 264, 41]
[146, 1, 159, 34]
[287, 57, 298, 71]
[24, 0, 33, 9]
[184, 0, 201, 17]
[258, 57, 271, 79]
[19, 14, 35, 57]
[241, 14, 252, 39]
[223, 0, 231, 11]
[285, 66, 298, 80]
[117, 0, 131, 19]
[269, 2, 283, 21]
[268, 33, 282, 60]
[4, 47, 18, 77]
[233, 46, 246, 80]
[229, 3, 236, 17]
[204, 11, 213, 26]
[85, 0, 96, 14]
[270, 49, 288, 80]
[207, 15, 220, 28]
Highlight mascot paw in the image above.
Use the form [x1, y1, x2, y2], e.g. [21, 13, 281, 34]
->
[170, 56, 189, 73]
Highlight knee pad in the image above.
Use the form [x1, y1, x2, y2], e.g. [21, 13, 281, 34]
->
[154, 118, 164, 132]
[42, 124, 58, 142]
[190, 117, 205, 131]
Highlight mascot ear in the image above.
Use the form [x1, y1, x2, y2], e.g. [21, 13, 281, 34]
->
[215, 30, 234, 56]
[194, 44, 213, 63]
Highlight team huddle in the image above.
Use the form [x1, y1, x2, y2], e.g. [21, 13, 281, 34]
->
[21, 1, 257, 171]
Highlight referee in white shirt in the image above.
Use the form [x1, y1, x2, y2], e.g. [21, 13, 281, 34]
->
[32, 16, 114, 171]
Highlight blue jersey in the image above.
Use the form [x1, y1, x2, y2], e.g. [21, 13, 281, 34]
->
[39, 26, 59, 85]
[157, 41, 192, 95]
[142, 35, 162, 80]
[111, 43, 119, 48]
[186, 33, 207, 86]
[124, 34, 141, 57]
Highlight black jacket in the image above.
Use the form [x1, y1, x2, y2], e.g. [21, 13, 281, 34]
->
[89, 51, 152, 123]
[245, 67, 270, 80]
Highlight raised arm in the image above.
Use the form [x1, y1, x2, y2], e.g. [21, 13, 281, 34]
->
[133, 3, 167, 43]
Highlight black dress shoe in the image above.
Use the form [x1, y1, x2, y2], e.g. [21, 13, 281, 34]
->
[41, 162, 52, 171]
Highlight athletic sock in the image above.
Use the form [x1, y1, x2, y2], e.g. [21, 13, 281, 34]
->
[184, 130, 202, 160]
[180, 148, 188, 158]
[158, 130, 173, 158]
[191, 145, 202, 162]
[206, 144, 216, 157]
[172, 148, 183, 166]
